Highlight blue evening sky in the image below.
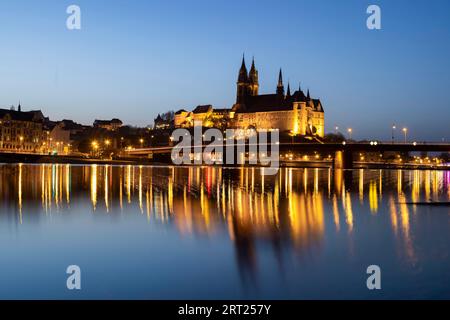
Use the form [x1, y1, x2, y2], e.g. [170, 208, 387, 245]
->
[0, 0, 449, 141]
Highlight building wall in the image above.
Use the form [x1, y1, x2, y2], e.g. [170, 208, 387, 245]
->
[49, 124, 72, 154]
[174, 112, 193, 128]
[192, 111, 212, 124]
[233, 105, 325, 138]
[295, 102, 325, 137]
[0, 119, 44, 152]
[234, 110, 294, 131]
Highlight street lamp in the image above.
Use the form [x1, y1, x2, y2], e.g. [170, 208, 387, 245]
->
[92, 141, 99, 156]
[347, 128, 353, 140]
[139, 138, 144, 148]
[391, 124, 396, 144]
[335, 126, 339, 134]
[19, 136, 24, 151]
[402, 127, 408, 143]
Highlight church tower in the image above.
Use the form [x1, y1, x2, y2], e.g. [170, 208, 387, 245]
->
[248, 57, 259, 96]
[236, 55, 249, 104]
[276, 69, 285, 96]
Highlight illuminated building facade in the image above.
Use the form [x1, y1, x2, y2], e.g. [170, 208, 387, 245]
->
[232, 57, 325, 137]
[154, 114, 173, 130]
[173, 57, 325, 137]
[48, 120, 85, 154]
[0, 105, 45, 152]
[174, 105, 231, 129]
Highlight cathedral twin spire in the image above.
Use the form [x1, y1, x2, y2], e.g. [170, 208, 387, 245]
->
[237, 55, 312, 103]
[238, 55, 259, 84]
[237, 55, 259, 102]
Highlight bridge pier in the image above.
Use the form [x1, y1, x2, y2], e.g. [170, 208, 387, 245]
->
[334, 150, 354, 169]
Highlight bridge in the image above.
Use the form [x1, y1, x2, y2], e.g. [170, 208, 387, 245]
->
[124, 142, 450, 169]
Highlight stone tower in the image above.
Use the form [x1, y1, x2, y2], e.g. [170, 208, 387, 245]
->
[236, 55, 249, 104]
[248, 57, 259, 96]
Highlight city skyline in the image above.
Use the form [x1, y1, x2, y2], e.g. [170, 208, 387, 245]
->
[1, 0, 450, 141]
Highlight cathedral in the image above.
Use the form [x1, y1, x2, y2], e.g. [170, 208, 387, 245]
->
[231, 57, 325, 137]
[174, 56, 325, 138]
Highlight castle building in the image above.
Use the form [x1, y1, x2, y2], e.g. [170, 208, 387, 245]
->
[173, 56, 325, 138]
[232, 57, 325, 137]
[154, 114, 173, 130]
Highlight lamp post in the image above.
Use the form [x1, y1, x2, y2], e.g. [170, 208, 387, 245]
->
[335, 126, 339, 134]
[402, 127, 408, 143]
[347, 128, 353, 140]
[46, 131, 50, 154]
[139, 138, 144, 148]
[19, 136, 24, 152]
[92, 141, 99, 157]
[391, 124, 396, 144]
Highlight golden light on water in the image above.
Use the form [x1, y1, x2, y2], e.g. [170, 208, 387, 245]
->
[2, 164, 448, 253]
[369, 180, 379, 214]
[18, 164, 23, 224]
[343, 190, 354, 233]
[105, 165, 109, 212]
[91, 165, 97, 210]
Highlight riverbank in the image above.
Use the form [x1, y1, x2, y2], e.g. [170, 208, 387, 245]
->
[0, 152, 145, 165]
[0, 152, 448, 170]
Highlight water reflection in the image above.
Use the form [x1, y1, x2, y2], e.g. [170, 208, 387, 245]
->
[0, 164, 449, 297]
[1, 165, 448, 228]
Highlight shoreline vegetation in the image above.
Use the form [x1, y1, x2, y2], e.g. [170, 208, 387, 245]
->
[0, 151, 448, 170]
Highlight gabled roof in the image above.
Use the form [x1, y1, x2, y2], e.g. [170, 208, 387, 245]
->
[312, 99, 324, 112]
[0, 108, 44, 122]
[61, 119, 84, 131]
[290, 90, 307, 102]
[237, 94, 292, 113]
[193, 105, 212, 114]
[212, 108, 230, 113]
[235, 91, 324, 114]
[94, 119, 123, 125]
[175, 109, 188, 115]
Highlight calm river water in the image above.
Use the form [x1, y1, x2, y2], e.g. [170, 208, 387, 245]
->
[0, 164, 449, 299]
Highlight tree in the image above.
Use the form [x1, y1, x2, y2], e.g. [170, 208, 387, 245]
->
[161, 111, 175, 122]
[323, 132, 346, 143]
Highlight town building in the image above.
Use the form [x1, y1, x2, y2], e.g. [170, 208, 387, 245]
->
[48, 119, 85, 154]
[0, 104, 45, 152]
[93, 118, 123, 131]
[174, 109, 192, 128]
